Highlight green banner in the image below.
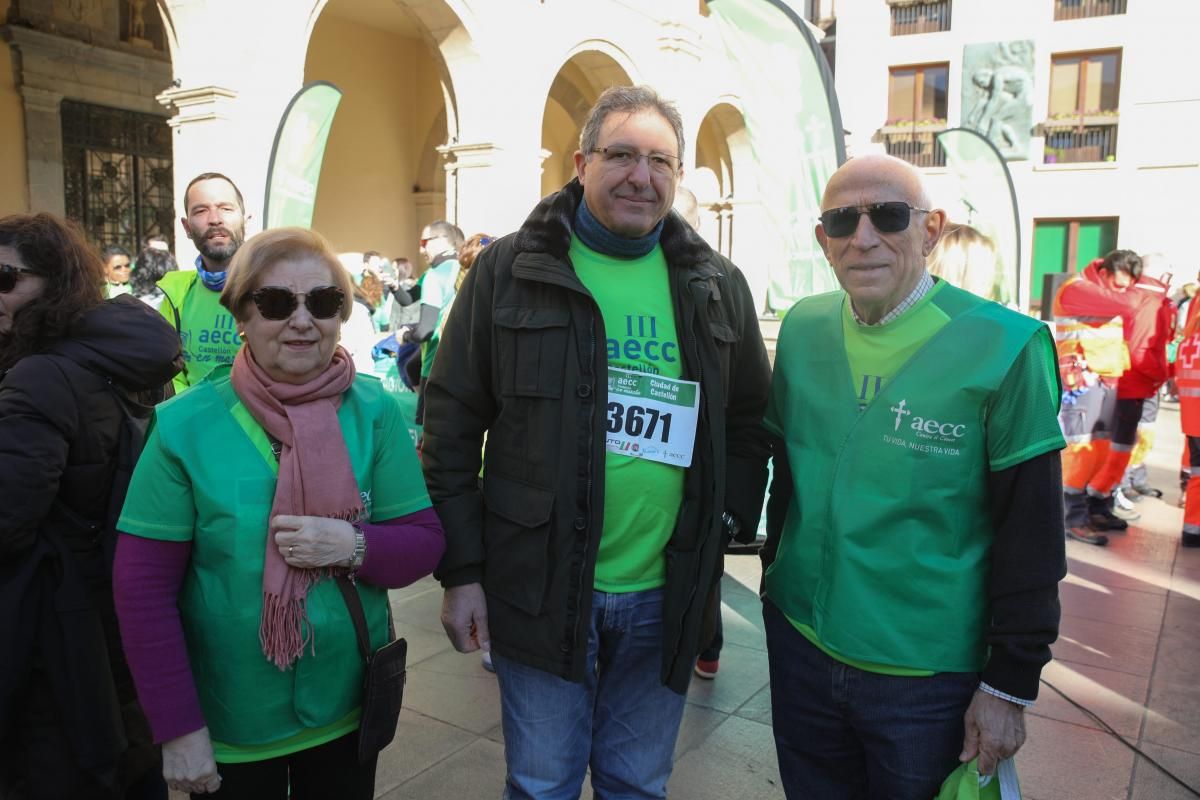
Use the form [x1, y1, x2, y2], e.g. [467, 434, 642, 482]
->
[935, 127, 1021, 305]
[709, 0, 845, 313]
[263, 81, 342, 229]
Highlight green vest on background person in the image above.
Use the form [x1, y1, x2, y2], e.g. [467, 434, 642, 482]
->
[158, 270, 240, 394]
[764, 282, 1065, 674]
[417, 257, 459, 379]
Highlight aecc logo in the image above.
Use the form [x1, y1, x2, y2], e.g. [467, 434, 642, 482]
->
[889, 399, 967, 440]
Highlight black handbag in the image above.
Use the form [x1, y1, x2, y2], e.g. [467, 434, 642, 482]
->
[335, 575, 407, 764]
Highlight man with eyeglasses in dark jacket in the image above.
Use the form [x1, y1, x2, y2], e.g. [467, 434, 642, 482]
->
[421, 85, 770, 799]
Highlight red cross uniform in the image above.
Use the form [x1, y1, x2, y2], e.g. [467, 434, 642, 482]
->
[1176, 301, 1200, 540]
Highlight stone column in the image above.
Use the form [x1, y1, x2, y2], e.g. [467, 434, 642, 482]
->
[156, 84, 242, 268]
[158, 79, 301, 266]
[438, 142, 552, 236]
[19, 86, 66, 214]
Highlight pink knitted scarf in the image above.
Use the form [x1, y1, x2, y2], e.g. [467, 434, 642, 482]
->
[230, 345, 363, 670]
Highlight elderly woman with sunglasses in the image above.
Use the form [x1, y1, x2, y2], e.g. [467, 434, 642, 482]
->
[112, 227, 445, 798]
[0, 213, 181, 799]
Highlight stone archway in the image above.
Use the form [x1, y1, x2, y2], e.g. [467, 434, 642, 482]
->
[304, 0, 467, 262]
[695, 100, 769, 311]
[539, 48, 635, 198]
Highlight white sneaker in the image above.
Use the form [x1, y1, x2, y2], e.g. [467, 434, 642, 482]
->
[1112, 488, 1140, 521]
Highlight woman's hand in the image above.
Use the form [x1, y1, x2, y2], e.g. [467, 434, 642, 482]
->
[162, 727, 221, 794]
[272, 515, 356, 569]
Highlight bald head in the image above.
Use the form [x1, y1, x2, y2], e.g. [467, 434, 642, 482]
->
[821, 154, 932, 212]
[815, 154, 947, 325]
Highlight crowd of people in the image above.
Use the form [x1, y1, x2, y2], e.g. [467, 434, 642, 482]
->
[0, 82, 1189, 800]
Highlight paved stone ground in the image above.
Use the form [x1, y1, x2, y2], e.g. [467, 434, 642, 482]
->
[172, 402, 1200, 799]
[371, 551, 782, 800]
[373, 403, 1200, 799]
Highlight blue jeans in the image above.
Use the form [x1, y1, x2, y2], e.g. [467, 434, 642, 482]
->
[763, 599, 978, 800]
[493, 588, 688, 800]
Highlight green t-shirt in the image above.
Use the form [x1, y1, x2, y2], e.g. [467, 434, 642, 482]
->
[843, 281, 951, 409]
[418, 258, 460, 378]
[780, 281, 1064, 674]
[118, 370, 431, 760]
[570, 237, 685, 592]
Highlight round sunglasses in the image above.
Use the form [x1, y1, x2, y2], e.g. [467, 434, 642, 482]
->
[819, 202, 930, 238]
[0, 263, 42, 294]
[251, 285, 344, 321]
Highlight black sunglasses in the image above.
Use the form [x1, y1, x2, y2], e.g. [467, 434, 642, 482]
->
[819, 202, 930, 238]
[251, 285, 344, 321]
[0, 263, 42, 294]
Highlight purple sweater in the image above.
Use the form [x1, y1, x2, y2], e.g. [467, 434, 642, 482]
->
[112, 508, 445, 743]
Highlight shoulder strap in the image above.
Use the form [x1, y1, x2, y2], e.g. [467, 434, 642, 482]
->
[335, 575, 372, 663]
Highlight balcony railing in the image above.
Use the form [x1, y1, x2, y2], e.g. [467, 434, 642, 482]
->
[1043, 117, 1118, 163]
[1054, 0, 1126, 20]
[881, 126, 947, 168]
[890, 1, 952, 35]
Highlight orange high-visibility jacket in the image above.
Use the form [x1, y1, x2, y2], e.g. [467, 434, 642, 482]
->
[1052, 261, 1135, 383]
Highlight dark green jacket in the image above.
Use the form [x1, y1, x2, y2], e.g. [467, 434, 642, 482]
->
[422, 180, 771, 693]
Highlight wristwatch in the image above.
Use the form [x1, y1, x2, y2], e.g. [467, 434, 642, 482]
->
[348, 524, 367, 572]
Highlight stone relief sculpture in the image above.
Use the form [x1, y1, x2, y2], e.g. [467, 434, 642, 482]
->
[52, 0, 103, 26]
[129, 0, 147, 40]
[962, 41, 1034, 161]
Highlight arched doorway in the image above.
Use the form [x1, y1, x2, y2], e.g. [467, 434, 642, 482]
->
[695, 101, 769, 312]
[304, 0, 464, 263]
[540, 49, 634, 198]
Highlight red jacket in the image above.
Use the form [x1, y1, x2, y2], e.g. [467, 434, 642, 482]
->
[1119, 276, 1173, 399]
[1053, 260, 1172, 399]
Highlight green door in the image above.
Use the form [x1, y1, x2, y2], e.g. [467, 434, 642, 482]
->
[1031, 222, 1069, 303]
[1075, 220, 1118, 270]
[1031, 218, 1119, 302]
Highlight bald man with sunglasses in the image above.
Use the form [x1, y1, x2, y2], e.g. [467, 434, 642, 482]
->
[760, 155, 1066, 799]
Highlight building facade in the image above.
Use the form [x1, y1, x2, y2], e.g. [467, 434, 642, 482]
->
[0, 0, 836, 316]
[832, 0, 1200, 310]
[5, 0, 1186, 314]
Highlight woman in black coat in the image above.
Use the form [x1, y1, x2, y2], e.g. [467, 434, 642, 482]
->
[0, 214, 181, 799]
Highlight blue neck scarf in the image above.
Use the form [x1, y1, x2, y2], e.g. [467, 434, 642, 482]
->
[573, 198, 664, 259]
[195, 255, 227, 291]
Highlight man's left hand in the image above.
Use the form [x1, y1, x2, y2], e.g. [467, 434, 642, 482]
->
[959, 689, 1026, 776]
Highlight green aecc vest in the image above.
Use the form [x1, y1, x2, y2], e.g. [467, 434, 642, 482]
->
[147, 374, 390, 745]
[159, 270, 240, 393]
[765, 285, 1044, 673]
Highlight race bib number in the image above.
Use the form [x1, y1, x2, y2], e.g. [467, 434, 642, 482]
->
[605, 367, 699, 467]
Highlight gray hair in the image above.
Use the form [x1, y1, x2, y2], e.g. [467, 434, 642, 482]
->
[424, 220, 465, 248]
[579, 85, 686, 165]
